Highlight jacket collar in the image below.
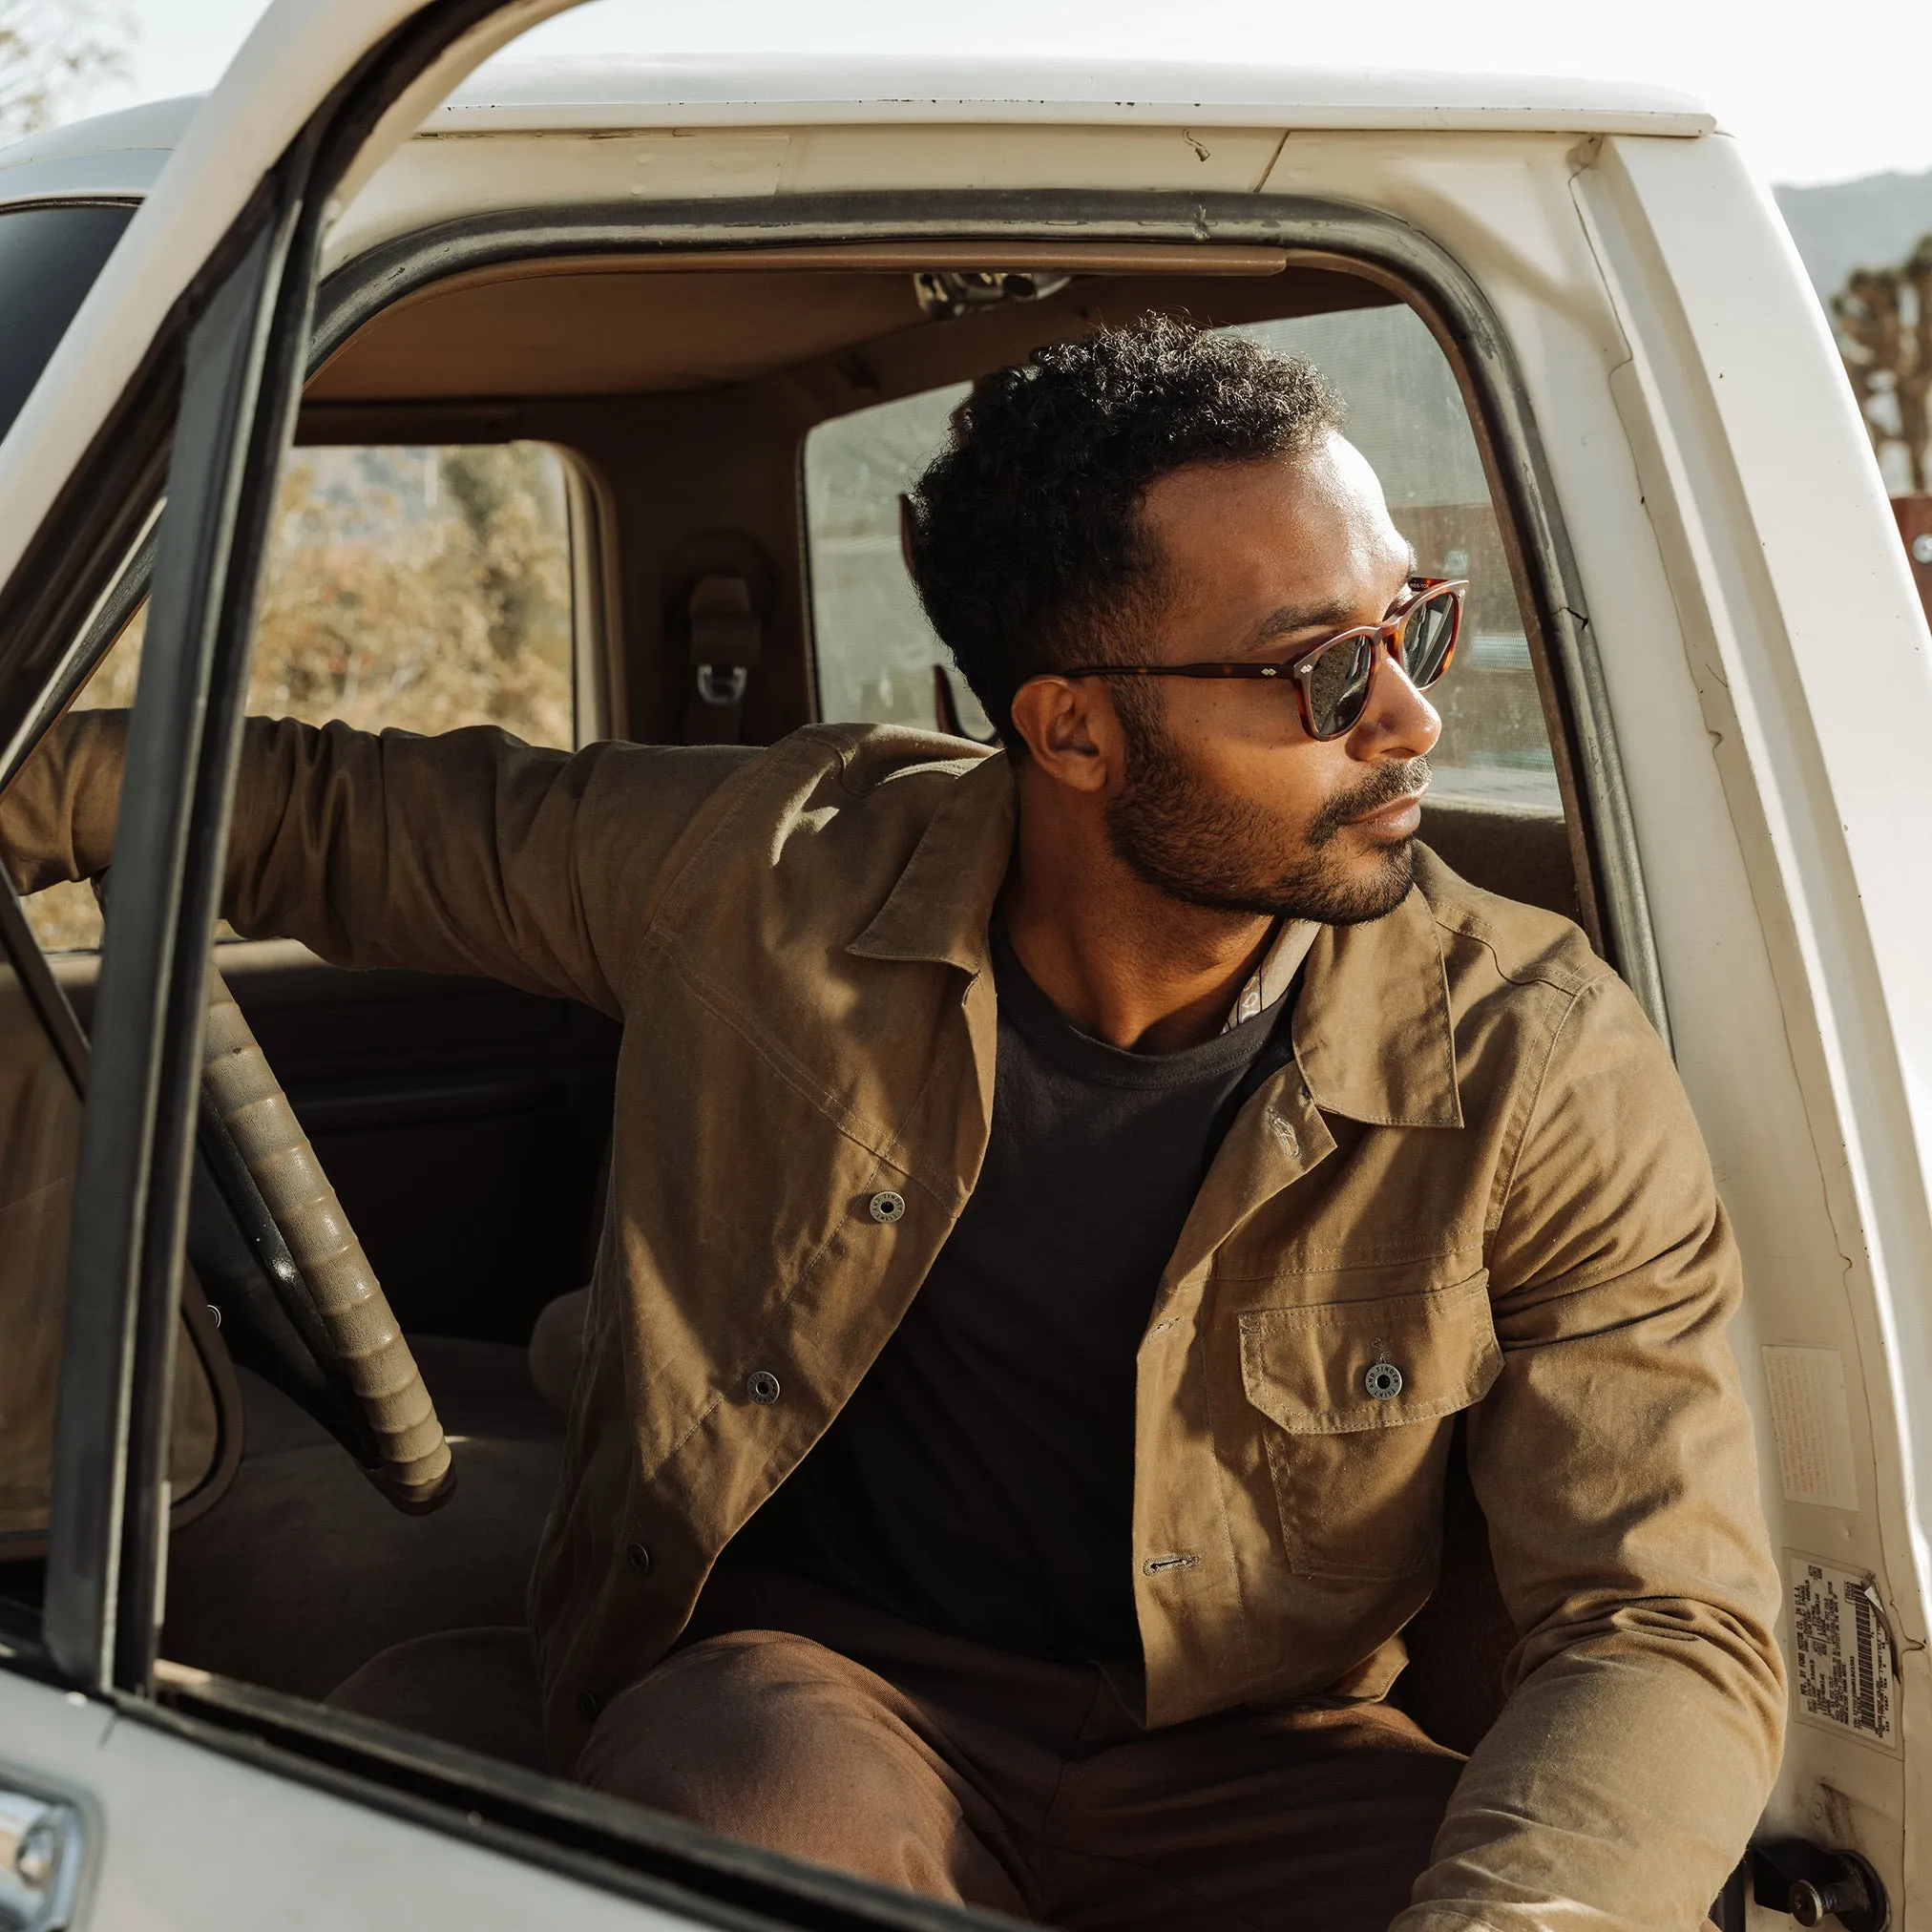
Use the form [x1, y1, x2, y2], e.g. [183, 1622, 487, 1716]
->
[849, 747, 1461, 1128]
[848, 748, 1015, 976]
[1292, 873, 1462, 1128]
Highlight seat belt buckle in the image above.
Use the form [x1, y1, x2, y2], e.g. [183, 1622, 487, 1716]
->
[682, 573, 763, 741]
[694, 662, 749, 707]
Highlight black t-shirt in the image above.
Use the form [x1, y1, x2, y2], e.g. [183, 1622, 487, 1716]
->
[723, 915, 1296, 1661]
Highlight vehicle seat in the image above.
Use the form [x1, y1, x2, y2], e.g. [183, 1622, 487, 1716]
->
[163, 1335, 564, 1701]
[1419, 800, 1580, 923]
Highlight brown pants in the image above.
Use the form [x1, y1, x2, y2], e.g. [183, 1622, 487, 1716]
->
[576, 1575, 1464, 1929]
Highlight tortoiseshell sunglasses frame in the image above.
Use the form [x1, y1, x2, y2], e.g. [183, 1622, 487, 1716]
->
[1060, 577, 1468, 742]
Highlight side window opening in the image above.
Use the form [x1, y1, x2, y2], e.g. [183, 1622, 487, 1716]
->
[20, 439, 581, 953]
[798, 296, 1577, 926]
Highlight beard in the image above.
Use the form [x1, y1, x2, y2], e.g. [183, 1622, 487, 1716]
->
[1102, 694, 1428, 925]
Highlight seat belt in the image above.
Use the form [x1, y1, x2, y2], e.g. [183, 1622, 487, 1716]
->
[682, 573, 763, 746]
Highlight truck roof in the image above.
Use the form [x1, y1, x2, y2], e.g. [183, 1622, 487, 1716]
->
[0, 55, 1714, 203]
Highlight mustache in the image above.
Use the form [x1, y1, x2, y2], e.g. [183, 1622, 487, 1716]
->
[1305, 758, 1432, 847]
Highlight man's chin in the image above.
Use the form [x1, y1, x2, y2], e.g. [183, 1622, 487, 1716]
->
[1146, 836, 1417, 926]
[1101, 733, 1421, 926]
[1282, 838, 1417, 926]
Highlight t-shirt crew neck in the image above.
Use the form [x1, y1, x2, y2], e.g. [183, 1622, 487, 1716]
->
[722, 914, 1300, 1661]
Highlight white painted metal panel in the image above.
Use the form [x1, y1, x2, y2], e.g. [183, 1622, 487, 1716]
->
[425, 54, 1715, 134]
[1572, 130, 1931, 1908]
[0, 1670, 696, 1928]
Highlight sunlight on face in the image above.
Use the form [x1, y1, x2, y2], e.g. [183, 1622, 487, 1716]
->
[1102, 435, 1441, 923]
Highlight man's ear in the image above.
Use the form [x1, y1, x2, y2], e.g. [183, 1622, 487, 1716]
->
[1007, 675, 1123, 795]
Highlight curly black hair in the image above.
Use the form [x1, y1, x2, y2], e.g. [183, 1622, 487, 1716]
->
[905, 315, 1342, 750]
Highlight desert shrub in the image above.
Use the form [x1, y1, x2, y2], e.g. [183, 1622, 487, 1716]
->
[24, 441, 574, 951]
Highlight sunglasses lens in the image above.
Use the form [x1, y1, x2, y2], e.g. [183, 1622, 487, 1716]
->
[1305, 633, 1376, 738]
[1403, 592, 1460, 688]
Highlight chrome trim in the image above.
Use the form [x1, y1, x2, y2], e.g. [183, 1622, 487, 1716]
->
[0, 1787, 83, 1932]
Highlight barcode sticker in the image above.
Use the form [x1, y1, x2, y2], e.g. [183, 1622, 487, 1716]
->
[1791, 1555, 1897, 1750]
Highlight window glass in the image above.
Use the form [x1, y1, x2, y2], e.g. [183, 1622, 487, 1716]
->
[1233, 306, 1555, 814]
[0, 202, 136, 449]
[0, 913, 217, 1550]
[21, 441, 577, 952]
[800, 303, 1557, 817]
[803, 383, 985, 738]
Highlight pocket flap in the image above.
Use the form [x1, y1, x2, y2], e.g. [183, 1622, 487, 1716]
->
[1239, 1274, 1500, 1436]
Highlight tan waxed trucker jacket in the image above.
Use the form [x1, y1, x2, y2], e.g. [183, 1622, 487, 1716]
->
[3, 713, 1785, 1932]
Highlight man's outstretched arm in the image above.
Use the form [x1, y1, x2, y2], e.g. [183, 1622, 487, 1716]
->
[1398, 970, 1785, 1932]
[0, 709, 756, 1016]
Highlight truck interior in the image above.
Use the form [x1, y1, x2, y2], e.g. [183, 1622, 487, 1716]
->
[0, 235, 1597, 1800]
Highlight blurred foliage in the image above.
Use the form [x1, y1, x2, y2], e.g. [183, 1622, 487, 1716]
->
[0, 0, 131, 141]
[24, 442, 575, 951]
[1836, 238, 1932, 494]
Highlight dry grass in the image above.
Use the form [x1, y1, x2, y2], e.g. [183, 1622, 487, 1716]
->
[24, 442, 574, 952]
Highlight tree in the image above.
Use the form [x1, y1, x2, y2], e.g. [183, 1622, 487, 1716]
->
[1836, 238, 1932, 495]
[0, 0, 131, 144]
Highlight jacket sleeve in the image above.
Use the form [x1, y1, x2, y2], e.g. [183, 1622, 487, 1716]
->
[1397, 970, 1785, 1932]
[1, 709, 756, 1018]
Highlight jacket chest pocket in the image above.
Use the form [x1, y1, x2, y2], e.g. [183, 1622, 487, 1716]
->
[1238, 1273, 1501, 1582]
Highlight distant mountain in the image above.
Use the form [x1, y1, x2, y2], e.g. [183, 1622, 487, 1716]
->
[1774, 171, 1932, 304]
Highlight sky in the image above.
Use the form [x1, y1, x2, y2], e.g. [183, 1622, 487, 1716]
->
[62, 0, 1932, 190]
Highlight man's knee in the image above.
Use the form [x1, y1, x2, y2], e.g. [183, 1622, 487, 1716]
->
[577, 1630, 876, 1814]
[572, 1628, 1010, 1905]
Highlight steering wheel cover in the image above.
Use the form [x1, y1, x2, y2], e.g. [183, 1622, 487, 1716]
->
[201, 963, 453, 1510]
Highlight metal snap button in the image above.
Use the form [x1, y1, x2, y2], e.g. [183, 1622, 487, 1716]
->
[576, 1688, 603, 1722]
[868, 1189, 906, 1224]
[625, 1541, 652, 1575]
[746, 1369, 782, 1405]
[1364, 1360, 1404, 1400]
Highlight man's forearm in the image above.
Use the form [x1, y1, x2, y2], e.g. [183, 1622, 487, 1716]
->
[1396, 1613, 1783, 1931]
[1414, 971, 1786, 1929]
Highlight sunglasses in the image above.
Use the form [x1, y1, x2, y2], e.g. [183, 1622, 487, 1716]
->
[1060, 577, 1467, 743]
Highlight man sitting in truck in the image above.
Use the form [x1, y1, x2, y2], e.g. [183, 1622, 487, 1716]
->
[3, 316, 1783, 1932]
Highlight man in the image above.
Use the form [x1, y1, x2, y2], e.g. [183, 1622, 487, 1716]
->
[4, 319, 1782, 1929]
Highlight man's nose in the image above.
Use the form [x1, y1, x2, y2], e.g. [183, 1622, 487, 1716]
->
[1348, 640, 1441, 761]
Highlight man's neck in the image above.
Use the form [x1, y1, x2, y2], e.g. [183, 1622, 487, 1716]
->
[999, 773, 1279, 1056]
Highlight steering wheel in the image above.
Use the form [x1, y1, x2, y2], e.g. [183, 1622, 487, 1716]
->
[200, 961, 454, 1512]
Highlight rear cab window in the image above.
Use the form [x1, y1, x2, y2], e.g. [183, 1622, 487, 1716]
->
[21, 439, 583, 952]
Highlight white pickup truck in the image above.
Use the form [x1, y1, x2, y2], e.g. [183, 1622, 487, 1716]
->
[0, 5, 1922, 1929]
